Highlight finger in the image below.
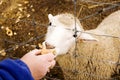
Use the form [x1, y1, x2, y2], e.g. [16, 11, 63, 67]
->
[29, 49, 41, 55]
[43, 53, 55, 61]
[47, 60, 56, 72]
[50, 60, 56, 69]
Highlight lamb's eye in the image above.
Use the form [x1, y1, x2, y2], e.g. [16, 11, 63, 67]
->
[49, 22, 52, 26]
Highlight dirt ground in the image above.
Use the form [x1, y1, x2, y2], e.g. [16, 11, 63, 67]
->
[0, 0, 120, 80]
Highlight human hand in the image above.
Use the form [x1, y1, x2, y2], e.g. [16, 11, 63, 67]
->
[21, 49, 56, 80]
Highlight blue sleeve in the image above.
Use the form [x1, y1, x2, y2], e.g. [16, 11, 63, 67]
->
[0, 58, 34, 80]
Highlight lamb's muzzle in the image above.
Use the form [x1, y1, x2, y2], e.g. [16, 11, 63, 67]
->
[36, 42, 56, 55]
[45, 42, 55, 49]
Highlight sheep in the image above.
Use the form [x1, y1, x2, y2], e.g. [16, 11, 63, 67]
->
[44, 10, 120, 80]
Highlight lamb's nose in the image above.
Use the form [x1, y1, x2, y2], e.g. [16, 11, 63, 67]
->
[45, 42, 55, 49]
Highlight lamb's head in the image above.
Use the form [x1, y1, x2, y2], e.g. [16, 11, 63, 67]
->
[45, 13, 97, 55]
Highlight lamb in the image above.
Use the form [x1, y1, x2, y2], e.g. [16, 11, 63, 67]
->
[44, 10, 120, 80]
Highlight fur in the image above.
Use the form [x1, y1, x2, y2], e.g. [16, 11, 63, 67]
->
[45, 10, 120, 80]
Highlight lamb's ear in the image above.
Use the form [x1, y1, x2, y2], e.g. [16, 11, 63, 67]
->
[48, 14, 54, 21]
[79, 33, 98, 41]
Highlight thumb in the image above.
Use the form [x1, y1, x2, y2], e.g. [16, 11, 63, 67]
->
[29, 49, 41, 55]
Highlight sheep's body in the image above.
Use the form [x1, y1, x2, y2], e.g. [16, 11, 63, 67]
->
[46, 10, 120, 80]
[56, 30, 120, 80]
[97, 10, 120, 37]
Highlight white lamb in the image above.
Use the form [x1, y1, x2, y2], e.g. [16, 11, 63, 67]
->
[45, 10, 120, 80]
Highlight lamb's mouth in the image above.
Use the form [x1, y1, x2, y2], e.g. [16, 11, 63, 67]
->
[45, 42, 55, 49]
[36, 42, 56, 55]
[36, 42, 55, 49]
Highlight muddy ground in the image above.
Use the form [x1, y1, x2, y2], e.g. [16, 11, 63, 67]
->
[0, 0, 120, 80]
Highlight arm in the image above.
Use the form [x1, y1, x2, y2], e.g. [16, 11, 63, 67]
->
[0, 49, 56, 80]
[0, 58, 34, 80]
